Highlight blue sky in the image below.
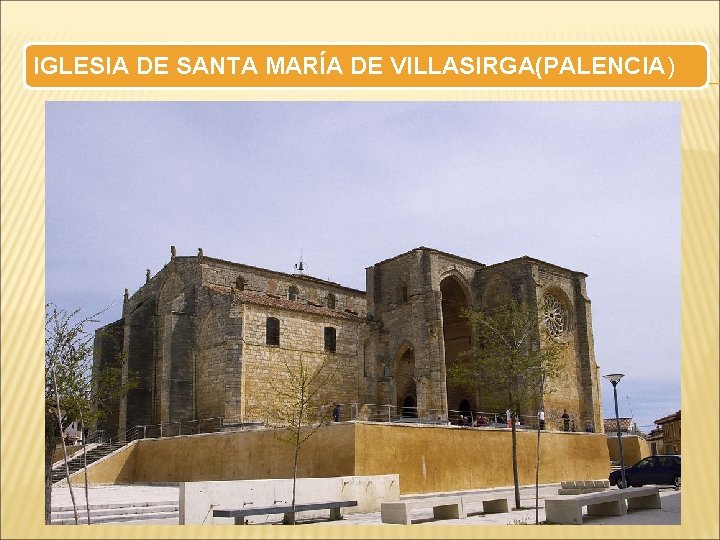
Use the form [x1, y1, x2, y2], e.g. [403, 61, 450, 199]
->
[46, 101, 680, 432]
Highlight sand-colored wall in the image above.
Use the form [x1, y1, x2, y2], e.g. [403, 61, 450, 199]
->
[124, 423, 353, 484]
[606, 434, 651, 465]
[354, 423, 610, 493]
[68, 442, 137, 485]
[73, 422, 611, 493]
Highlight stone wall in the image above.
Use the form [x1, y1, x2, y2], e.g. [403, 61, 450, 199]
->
[92, 319, 124, 435]
[240, 302, 365, 424]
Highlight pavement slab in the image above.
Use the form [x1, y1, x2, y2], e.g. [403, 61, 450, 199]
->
[51, 482, 680, 526]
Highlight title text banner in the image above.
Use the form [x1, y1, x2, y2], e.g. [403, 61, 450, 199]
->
[25, 44, 709, 88]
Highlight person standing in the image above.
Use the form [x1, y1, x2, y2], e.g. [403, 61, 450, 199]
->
[332, 403, 341, 422]
[561, 409, 570, 431]
[538, 407, 545, 430]
[506, 408, 512, 428]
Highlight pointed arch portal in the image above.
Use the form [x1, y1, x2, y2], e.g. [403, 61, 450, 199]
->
[395, 346, 417, 417]
[441, 276, 472, 416]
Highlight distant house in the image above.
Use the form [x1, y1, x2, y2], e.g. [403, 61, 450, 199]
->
[646, 426, 664, 455]
[603, 417, 635, 433]
[653, 410, 681, 455]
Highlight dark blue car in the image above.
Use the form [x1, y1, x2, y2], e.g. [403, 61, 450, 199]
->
[609, 455, 681, 489]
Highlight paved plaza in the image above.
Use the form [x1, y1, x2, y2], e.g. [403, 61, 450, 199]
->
[52, 482, 680, 526]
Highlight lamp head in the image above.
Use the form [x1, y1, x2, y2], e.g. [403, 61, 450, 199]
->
[603, 373, 625, 385]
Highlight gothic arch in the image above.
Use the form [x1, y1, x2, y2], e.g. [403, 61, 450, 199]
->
[438, 270, 474, 308]
[440, 275, 473, 416]
[393, 343, 416, 417]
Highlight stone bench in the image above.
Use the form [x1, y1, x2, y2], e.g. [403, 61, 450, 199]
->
[460, 494, 510, 514]
[545, 490, 627, 524]
[213, 500, 358, 524]
[545, 486, 661, 524]
[381, 496, 463, 525]
[621, 486, 661, 510]
[558, 479, 610, 495]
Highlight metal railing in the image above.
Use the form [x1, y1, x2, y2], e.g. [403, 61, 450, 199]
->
[98, 406, 603, 443]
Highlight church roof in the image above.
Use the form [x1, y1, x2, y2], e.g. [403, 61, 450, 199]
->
[482, 255, 588, 277]
[204, 284, 365, 320]
[368, 246, 486, 269]
[174, 254, 365, 295]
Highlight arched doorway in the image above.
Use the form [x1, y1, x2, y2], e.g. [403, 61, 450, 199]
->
[440, 276, 472, 418]
[395, 346, 416, 418]
[401, 393, 417, 418]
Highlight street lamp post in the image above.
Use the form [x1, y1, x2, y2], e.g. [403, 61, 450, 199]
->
[603, 373, 627, 489]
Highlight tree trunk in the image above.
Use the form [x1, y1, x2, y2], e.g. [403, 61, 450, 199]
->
[287, 431, 299, 525]
[511, 418, 520, 509]
[45, 410, 59, 524]
[535, 418, 541, 524]
[80, 411, 91, 524]
[51, 366, 79, 524]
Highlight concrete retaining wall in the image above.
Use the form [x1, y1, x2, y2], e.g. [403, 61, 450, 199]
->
[75, 422, 611, 494]
[180, 475, 399, 524]
[606, 434, 651, 465]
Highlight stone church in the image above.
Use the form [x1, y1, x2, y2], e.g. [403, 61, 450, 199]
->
[94, 246, 604, 437]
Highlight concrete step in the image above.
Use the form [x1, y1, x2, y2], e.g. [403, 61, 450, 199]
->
[50, 502, 179, 525]
[52, 500, 178, 513]
[51, 444, 128, 484]
[51, 510, 178, 525]
[52, 504, 178, 520]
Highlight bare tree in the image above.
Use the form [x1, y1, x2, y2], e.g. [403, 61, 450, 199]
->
[267, 353, 337, 525]
[45, 304, 135, 524]
[447, 297, 563, 510]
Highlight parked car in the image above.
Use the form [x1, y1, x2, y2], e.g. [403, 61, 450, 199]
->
[609, 455, 681, 489]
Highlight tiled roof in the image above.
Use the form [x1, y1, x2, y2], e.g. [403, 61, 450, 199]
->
[653, 410, 681, 425]
[174, 255, 365, 294]
[204, 284, 365, 321]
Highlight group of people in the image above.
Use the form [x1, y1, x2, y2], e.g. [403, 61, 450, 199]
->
[333, 402, 593, 432]
[456, 414, 491, 427]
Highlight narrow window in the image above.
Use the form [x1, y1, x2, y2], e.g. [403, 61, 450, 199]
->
[324, 327, 337, 353]
[235, 276, 245, 290]
[326, 293, 336, 309]
[266, 317, 280, 346]
[288, 285, 299, 301]
[400, 283, 408, 303]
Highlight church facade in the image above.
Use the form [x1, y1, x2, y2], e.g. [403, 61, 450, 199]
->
[94, 246, 604, 437]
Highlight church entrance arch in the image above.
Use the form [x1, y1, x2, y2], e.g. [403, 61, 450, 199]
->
[394, 346, 417, 418]
[440, 275, 472, 418]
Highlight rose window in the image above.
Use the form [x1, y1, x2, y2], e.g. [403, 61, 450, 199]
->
[543, 293, 567, 339]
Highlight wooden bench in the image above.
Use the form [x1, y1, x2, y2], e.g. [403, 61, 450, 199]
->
[213, 500, 358, 524]
[544, 486, 661, 524]
[381, 496, 463, 525]
[460, 494, 510, 514]
[545, 490, 626, 524]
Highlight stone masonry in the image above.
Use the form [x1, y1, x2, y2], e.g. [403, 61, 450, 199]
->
[94, 246, 604, 437]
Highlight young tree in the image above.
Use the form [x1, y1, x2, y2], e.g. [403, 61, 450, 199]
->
[45, 304, 134, 524]
[267, 354, 337, 525]
[447, 297, 563, 510]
